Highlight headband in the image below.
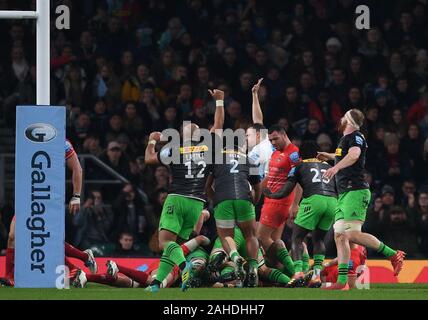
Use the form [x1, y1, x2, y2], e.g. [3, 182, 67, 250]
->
[344, 110, 360, 129]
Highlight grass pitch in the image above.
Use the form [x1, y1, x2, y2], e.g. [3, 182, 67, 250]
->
[0, 284, 427, 300]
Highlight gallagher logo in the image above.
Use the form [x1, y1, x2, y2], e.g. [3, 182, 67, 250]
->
[25, 123, 57, 143]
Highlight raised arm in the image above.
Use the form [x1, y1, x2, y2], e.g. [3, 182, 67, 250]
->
[208, 89, 225, 133]
[144, 132, 162, 165]
[252, 78, 264, 125]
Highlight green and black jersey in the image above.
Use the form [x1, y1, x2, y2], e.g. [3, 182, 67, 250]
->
[212, 148, 260, 206]
[288, 159, 337, 198]
[158, 141, 213, 202]
[334, 131, 369, 194]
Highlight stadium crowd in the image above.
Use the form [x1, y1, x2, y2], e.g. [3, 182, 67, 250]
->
[0, 0, 428, 259]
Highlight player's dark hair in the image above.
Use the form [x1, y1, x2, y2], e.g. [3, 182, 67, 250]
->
[268, 124, 286, 135]
[299, 140, 320, 159]
[249, 123, 267, 139]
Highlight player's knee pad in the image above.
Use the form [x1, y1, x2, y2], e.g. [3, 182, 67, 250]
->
[216, 219, 235, 229]
[333, 220, 346, 234]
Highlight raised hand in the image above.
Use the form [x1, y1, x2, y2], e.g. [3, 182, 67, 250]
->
[252, 78, 263, 95]
[208, 89, 225, 101]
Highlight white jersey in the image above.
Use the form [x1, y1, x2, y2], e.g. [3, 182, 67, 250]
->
[248, 138, 274, 179]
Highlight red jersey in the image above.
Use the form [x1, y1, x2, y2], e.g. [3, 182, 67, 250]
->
[65, 139, 76, 160]
[348, 245, 367, 276]
[322, 245, 367, 282]
[265, 143, 300, 204]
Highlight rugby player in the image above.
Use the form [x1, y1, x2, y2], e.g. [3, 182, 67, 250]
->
[264, 141, 337, 288]
[321, 244, 367, 289]
[319, 109, 405, 290]
[256, 124, 301, 277]
[208, 130, 261, 287]
[72, 234, 210, 288]
[143, 89, 224, 292]
[208, 227, 291, 288]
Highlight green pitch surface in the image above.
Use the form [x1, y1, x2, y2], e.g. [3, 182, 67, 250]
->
[0, 284, 427, 300]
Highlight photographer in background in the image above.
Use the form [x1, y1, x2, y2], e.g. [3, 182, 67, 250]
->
[112, 183, 147, 243]
[73, 189, 114, 250]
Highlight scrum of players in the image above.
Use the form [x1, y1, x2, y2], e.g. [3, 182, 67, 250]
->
[1, 80, 405, 291]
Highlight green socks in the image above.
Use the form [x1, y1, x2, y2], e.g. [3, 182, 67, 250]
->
[377, 242, 397, 258]
[277, 247, 295, 276]
[337, 263, 348, 284]
[164, 241, 186, 268]
[268, 268, 291, 285]
[154, 254, 175, 283]
[153, 241, 188, 285]
[302, 253, 310, 272]
[313, 254, 325, 276]
[294, 260, 303, 273]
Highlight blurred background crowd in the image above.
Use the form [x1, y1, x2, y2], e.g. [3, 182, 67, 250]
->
[0, 0, 428, 258]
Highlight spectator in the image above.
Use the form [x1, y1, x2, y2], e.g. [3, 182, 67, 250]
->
[224, 100, 243, 130]
[234, 71, 253, 115]
[386, 108, 407, 139]
[411, 191, 428, 256]
[307, 89, 343, 130]
[122, 101, 144, 137]
[382, 206, 420, 258]
[155, 105, 180, 131]
[358, 27, 389, 73]
[112, 184, 146, 242]
[328, 68, 349, 108]
[82, 135, 103, 158]
[91, 99, 110, 137]
[69, 112, 92, 150]
[73, 189, 114, 249]
[192, 65, 211, 101]
[60, 64, 91, 110]
[105, 114, 127, 144]
[175, 82, 193, 118]
[392, 77, 416, 112]
[121, 63, 155, 103]
[401, 179, 417, 212]
[158, 17, 186, 51]
[92, 64, 121, 111]
[99, 141, 131, 180]
[117, 50, 135, 83]
[365, 186, 394, 239]
[140, 83, 162, 126]
[152, 49, 175, 90]
[302, 118, 322, 141]
[191, 99, 210, 129]
[316, 133, 333, 152]
[382, 133, 412, 189]
[407, 92, 428, 125]
[113, 232, 140, 257]
[347, 55, 367, 87]
[401, 124, 425, 182]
